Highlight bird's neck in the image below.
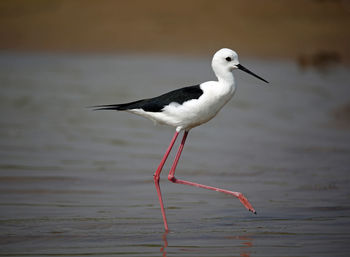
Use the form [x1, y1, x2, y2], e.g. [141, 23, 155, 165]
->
[214, 72, 236, 99]
[216, 71, 235, 87]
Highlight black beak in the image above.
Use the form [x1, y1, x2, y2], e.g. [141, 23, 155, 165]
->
[237, 64, 269, 84]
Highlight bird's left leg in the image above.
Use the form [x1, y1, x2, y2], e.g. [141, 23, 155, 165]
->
[154, 131, 179, 231]
[167, 130, 256, 214]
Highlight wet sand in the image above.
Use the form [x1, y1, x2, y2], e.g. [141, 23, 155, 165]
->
[1, 0, 350, 62]
[0, 53, 349, 256]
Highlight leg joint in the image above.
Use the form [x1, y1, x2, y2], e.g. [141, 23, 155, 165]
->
[153, 174, 160, 183]
[167, 174, 177, 183]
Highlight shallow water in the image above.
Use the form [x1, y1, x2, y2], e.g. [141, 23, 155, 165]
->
[0, 52, 349, 256]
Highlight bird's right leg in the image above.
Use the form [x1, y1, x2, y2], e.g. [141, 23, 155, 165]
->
[167, 131, 256, 214]
[153, 131, 179, 231]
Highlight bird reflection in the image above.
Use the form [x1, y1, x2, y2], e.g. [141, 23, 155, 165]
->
[227, 234, 253, 257]
[160, 232, 253, 256]
[160, 231, 168, 257]
[238, 235, 253, 257]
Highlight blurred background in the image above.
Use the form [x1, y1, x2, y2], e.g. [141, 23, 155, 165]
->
[1, 0, 350, 61]
[1, 1, 350, 256]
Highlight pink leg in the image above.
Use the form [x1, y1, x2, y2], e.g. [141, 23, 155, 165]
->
[168, 131, 257, 214]
[154, 131, 179, 231]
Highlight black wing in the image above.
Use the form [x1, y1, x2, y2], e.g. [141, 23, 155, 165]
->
[93, 85, 203, 113]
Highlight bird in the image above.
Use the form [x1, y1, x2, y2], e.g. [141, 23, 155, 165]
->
[93, 48, 269, 231]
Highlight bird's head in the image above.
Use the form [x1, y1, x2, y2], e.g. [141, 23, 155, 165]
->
[212, 48, 269, 84]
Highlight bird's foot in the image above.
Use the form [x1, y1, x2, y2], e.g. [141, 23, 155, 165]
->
[237, 193, 256, 214]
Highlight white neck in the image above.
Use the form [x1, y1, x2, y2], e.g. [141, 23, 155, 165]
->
[218, 72, 234, 85]
[212, 69, 236, 100]
[215, 68, 235, 86]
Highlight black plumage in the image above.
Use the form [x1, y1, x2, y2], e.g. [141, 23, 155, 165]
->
[93, 85, 203, 112]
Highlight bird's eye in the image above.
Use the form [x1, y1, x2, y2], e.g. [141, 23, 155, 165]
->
[225, 57, 231, 62]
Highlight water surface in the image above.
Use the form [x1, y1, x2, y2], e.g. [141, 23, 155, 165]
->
[0, 53, 349, 256]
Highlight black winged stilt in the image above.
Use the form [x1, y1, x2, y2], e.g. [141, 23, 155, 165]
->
[93, 48, 269, 231]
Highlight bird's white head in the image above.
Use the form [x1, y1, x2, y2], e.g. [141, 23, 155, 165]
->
[212, 48, 239, 82]
[212, 48, 269, 84]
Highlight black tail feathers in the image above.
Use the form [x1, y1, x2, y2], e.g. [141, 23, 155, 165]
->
[91, 104, 124, 111]
[91, 99, 146, 111]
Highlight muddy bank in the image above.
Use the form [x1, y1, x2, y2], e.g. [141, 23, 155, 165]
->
[1, 0, 350, 62]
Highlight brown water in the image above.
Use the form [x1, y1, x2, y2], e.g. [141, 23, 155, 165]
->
[0, 52, 350, 256]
